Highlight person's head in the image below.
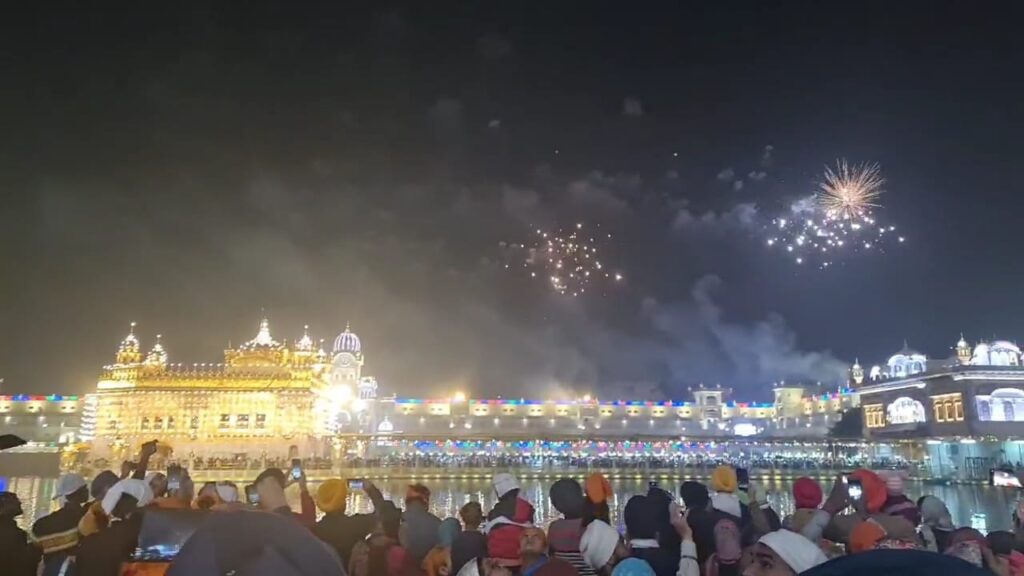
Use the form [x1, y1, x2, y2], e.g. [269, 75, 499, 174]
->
[679, 481, 710, 511]
[848, 520, 887, 553]
[743, 531, 828, 576]
[918, 495, 954, 530]
[623, 495, 658, 540]
[254, 467, 287, 510]
[90, 470, 120, 501]
[493, 473, 520, 500]
[146, 472, 168, 498]
[988, 530, 1016, 557]
[101, 478, 154, 520]
[550, 478, 585, 519]
[460, 501, 484, 529]
[54, 473, 89, 506]
[406, 483, 431, 509]
[439, 517, 462, 547]
[316, 478, 349, 515]
[580, 519, 630, 576]
[792, 477, 822, 510]
[585, 474, 612, 505]
[882, 471, 905, 497]
[711, 466, 738, 494]
[0, 491, 23, 519]
[196, 481, 220, 510]
[520, 526, 548, 557]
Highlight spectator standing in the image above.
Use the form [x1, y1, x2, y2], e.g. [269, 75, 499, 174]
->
[314, 478, 386, 568]
[404, 484, 442, 564]
[451, 502, 488, 576]
[548, 478, 594, 576]
[0, 492, 41, 576]
[32, 472, 90, 576]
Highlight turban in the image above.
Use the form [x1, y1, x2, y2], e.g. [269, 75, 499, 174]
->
[710, 466, 737, 493]
[758, 530, 828, 573]
[101, 479, 154, 515]
[316, 479, 348, 513]
[585, 474, 612, 504]
[580, 520, 620, 570]
[793, 477, 823, 509]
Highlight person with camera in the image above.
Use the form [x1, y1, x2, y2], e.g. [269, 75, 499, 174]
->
[313, 478, 386, 568]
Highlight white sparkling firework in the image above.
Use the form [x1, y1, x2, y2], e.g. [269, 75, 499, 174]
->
[503, 223, 624, 296]
[765, 160, 904, 268]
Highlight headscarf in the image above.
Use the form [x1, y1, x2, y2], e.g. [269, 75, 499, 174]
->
[316, 479, 349, 513]
[679, 481, 709, 509]
[53, 472, 87, 504]
[710, 466, 737, 493]
[849, 469, 886, 513]
[493, 474, 520, 499]
[918, 496, 954, 530]
[90, 470, 120, 500]
[611, 557, 655, 576]
[439, 518, 462, 547]
[549, 478, 585, 518]
[585, 474, 612, 504]
[758, 530, 828, 574]
[580, 519, 620, 570]
[793, 477, 823, 509]
[101, 478, 154, 515]
[849, 520, 887, 553]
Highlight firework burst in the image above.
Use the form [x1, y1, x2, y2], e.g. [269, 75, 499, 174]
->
[817, 160, 884, 220]
[502, 223, 624, 296]
[765, 160, 904, 268]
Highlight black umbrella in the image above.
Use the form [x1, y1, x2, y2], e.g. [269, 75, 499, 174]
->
[0, 434, 27, 451]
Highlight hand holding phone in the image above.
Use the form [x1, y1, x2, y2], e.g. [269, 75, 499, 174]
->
[290, 458, 303, 481]
[245, 484, 260, 506]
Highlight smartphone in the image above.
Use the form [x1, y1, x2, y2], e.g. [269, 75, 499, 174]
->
[348, 478, 364, 491]
[736, 468, 750, 493]
[166, 465, 182, 492]
[290, 458, 303, 480]
[245, 484, 260, 505]
[847, 478, 863, 502]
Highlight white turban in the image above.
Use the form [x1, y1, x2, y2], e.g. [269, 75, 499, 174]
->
[101, 479, 154, 515]
[580, 519, 620, 570]
[758, 530, 828, 574]
[493, 473, 520, 499]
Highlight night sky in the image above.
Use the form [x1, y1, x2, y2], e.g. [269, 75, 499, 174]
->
[4, 4, 1024, 400]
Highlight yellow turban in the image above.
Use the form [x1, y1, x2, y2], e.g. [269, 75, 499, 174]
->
[316, 478, 348, 513]
[711, 466, 737, 493]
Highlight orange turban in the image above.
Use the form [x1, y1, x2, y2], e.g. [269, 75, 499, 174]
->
[849, 469, 886, 514]
[849, 520, 886, 553]
[585, 473, 612, 504]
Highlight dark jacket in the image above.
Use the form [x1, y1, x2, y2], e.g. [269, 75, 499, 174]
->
[0, 517, 41, 576]
[451, 530, 488, 576]
[75, 512, 144, 576]
[31, 502, 87, 576]
[314, 481, 384, 568]
[403, 504, 441, 564]
[315, 511, 376, 568]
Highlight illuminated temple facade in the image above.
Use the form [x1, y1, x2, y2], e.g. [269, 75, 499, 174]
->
[13, 319, 862, 467]
[86, 320, 380, 465]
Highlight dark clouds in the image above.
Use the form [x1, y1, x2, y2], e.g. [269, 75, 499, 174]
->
[4, 4, 1023, 400]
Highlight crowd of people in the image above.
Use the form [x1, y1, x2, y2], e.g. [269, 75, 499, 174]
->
[0, 441, 1017, 576]
[349, 454, 914, 473]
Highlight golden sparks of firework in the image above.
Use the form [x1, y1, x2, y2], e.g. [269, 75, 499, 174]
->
[502, 223, 624, 296]
[816, 159, 885, 220]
